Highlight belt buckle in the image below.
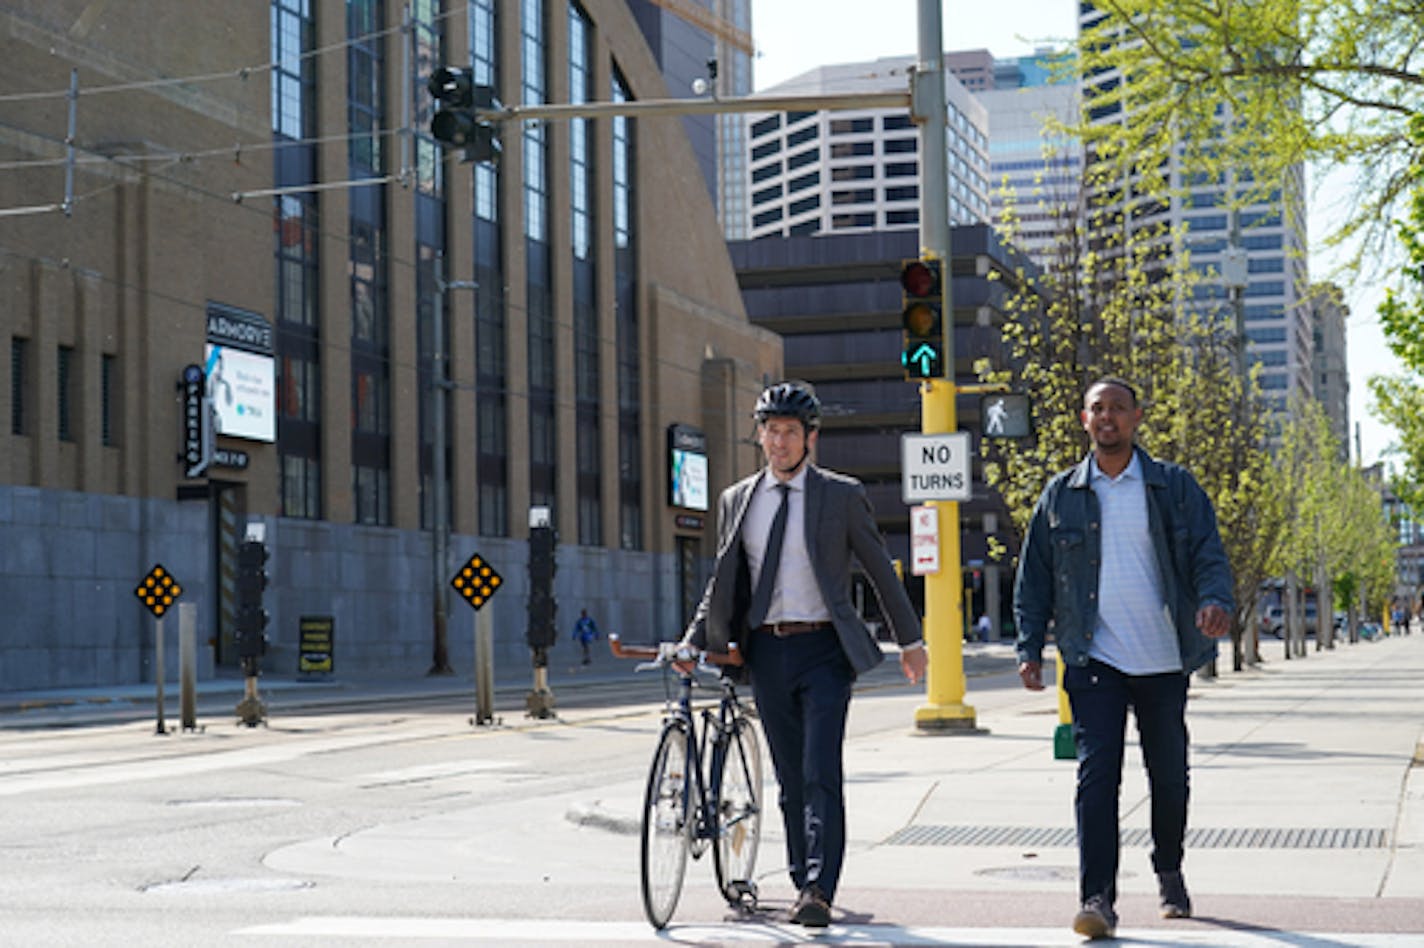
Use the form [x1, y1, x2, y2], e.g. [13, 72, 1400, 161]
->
[772, 621, 792, 637]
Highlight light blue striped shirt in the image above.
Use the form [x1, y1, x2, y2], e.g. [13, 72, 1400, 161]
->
[1089, 454, 1182, 674]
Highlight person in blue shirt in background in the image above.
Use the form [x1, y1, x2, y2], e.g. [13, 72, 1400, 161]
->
[571, 609, 601, 665]
[1014, 377, 1233, 940]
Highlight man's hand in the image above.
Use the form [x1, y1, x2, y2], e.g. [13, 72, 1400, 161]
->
[1197, 604, 1231, 639]
[900, 643, 927, 684]
[1018, 660, 1045, 691]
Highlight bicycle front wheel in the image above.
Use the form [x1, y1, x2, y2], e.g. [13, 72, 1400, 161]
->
[712, 716, 763, 898]
[640, 721, 692, 929]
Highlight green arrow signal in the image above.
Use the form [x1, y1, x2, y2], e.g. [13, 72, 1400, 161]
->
[903, 342, 943, 379]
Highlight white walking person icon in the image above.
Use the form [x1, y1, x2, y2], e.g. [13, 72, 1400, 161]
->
[985, 397, 1007, 435]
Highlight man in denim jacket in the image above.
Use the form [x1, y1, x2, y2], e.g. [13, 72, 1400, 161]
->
[1014, 377, 1233, 940]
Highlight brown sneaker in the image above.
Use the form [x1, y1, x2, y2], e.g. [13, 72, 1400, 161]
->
[1158, 869, 1193, 918]
[1072, 894, 1118, 939]
[790, 885, 831, 928]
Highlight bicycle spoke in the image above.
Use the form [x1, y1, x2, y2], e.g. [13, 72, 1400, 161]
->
[640, 724, 691, 929]
[712, 718, 763, 899]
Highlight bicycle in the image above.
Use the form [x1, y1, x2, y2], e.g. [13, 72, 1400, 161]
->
[609, 633, 765, 930]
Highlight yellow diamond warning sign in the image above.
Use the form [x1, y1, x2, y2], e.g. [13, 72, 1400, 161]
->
[451, 553, 502, 611]
[134, 564, 183, 618]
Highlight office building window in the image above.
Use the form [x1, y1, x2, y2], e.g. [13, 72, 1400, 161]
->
[883, 137, 916, 154]
[11, 337, 27, 436]
[788, 171, 820, 193]
[470, 0, 508, 536]
[886, 209, 918, 226]
[751, 161, 781, 183]
[57, 347, 75, 443]
[753, 207, 784, 228]
[885, 184, 919, 202]
[614, 68, 642, 550]
[349, 0, 390, 526]
[830, 118, 874, 134]
[751, 139, 780, 161]
[101, 354, 118, 446]
[885, 160, 918, 178]
[787, 148, 819, 170]
[751, 114, 780, 137]
[570, 1, 601, 544]
[789, 195, 820, 216]
[787, 125, 818, 148]
[273, 0, 322, 518]
[832, 189, 873, 205]
[831, 165, 873, 181]
[832, 212, 875, 229]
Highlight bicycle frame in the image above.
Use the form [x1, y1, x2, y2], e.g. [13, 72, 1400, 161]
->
[612, 635, 761, 926]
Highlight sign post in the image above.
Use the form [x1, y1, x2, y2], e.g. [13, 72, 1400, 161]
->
[451, 552, 503, 725]
[134, 564, 183, 736]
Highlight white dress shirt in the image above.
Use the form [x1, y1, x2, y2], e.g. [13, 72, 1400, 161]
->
[742, 467, 831, 625]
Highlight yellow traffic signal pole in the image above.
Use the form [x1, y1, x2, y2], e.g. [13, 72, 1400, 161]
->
[910, 0, 976, 732]
[914, 379, 977, 730]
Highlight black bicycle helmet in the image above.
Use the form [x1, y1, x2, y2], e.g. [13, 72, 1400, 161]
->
[754, 381, 821, 430]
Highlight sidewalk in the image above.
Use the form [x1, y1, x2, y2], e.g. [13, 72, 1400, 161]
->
[831, 630, 1424, 933]
[0, 638, 1019, 728]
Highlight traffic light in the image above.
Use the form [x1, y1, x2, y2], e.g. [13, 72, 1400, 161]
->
[427, 67, 501, 164]
[235, 540, 269, 664]
[900, 257, 945, 380]
[526, 526, 557, 650]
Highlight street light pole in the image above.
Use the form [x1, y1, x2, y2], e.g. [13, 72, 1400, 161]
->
[913, 0, 976, 732]
[430, 252, 477, 676]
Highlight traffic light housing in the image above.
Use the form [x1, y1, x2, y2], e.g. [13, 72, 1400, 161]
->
[427, 67, 501, 164]
[526, 526, 557, 650]
[900, 257, 945, 380]
[235, 540, 269, 663]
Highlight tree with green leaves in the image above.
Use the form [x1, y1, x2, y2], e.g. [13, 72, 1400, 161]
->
[1370, 115, 1424, 505]
[1071, 0, 1424, 261]
[983, 188, 1279, 671]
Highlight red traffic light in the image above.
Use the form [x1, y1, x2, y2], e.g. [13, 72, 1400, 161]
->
[900, 259, 940, 298]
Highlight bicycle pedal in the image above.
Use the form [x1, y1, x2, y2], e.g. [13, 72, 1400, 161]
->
[724, 879, 759, 908]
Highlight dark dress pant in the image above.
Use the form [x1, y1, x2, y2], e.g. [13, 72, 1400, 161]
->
[1064, 659, 1190, 905]
[748, 627, 854, 900]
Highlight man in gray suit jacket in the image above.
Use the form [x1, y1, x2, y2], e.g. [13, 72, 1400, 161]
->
[684, 381, 926, 927]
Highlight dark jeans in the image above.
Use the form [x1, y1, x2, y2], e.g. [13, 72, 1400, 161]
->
[1064, 660, 1190, 905]
[748, 627, 854, 900]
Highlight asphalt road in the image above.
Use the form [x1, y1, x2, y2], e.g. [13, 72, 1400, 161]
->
[2, 639, 1421, 947]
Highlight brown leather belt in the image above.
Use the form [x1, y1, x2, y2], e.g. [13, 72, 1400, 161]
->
[756, 621, 834, 637]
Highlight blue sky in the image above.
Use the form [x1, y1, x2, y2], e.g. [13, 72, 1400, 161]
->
[750, 0, 1400, 467]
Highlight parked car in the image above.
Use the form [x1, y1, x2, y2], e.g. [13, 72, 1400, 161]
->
[1261, 605, 1284, 638]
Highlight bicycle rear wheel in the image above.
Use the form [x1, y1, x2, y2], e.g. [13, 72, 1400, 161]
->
[640, 721, 692, 929]
[711, 716, 763, 899]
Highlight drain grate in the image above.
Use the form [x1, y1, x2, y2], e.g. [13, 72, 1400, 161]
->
[884, 825, 1389, 849]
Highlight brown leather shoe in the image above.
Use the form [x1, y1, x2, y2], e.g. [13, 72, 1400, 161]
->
[1072, 894, 1118, 939]
[790, 885, 831, 927]
[1158, 869, 1193, 918]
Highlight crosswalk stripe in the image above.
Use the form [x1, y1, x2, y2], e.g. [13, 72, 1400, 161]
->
[233, 916, 1420, 945]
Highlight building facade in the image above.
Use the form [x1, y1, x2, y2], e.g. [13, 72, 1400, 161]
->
[1310, 282, 1350, 460]
[0, 0, 778, 691]
[743, 57, 991, 240]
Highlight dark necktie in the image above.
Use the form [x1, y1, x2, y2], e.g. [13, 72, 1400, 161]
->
[746, 483, 790, 631]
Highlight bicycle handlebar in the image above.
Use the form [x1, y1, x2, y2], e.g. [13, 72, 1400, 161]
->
[607, 633, 744, 667]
